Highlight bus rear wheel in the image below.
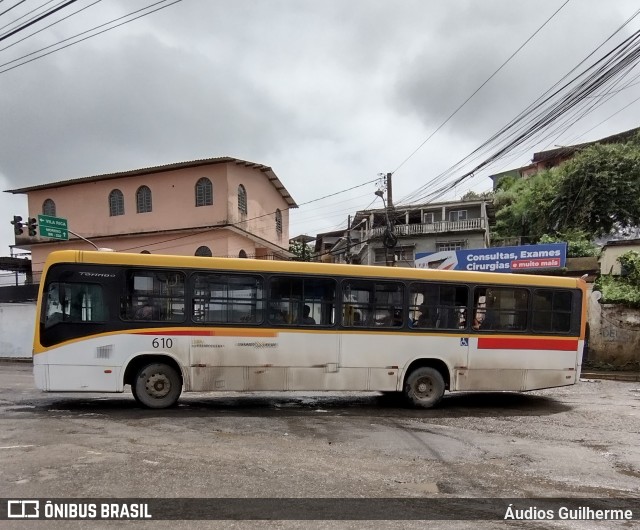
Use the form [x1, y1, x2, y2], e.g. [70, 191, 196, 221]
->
[404, 367, 445, 408]
[133, 362, 182, 409]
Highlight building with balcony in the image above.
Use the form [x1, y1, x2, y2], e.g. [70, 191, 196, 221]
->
[6, 157, 297, 282]
[339, 198, 491, 267]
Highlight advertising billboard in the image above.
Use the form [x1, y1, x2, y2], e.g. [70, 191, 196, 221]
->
[415, 243, 567, 273]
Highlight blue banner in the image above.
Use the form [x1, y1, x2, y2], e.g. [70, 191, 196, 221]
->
[415, 243, 567, 272]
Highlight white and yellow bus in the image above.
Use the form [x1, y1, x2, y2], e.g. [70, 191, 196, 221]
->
[33, 250, 587, 409]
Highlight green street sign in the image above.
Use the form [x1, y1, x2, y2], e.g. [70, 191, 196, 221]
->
[37, 214, 69, 240]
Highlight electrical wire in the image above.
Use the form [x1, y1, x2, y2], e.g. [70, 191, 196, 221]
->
[0, 0, 102, 54]
[0, 0, 76, 43]
[0, 0, 181, 74]
[397, 21, 640, 208]
[391, 0, 571, 176]
[0, 0, 57, 33]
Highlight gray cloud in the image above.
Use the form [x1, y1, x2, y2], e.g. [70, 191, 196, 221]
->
[1, 0, 640, 257]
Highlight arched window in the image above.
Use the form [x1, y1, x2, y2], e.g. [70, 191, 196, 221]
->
[195, 178, 213, 207]
[275, 209, 282, 235]
[136, 185, 152, 213]
[195, 246, 212, 257]
[42, 199, 56, 216]
[109, 189, 124, 216]
[238, 184, 247, 215]
[239, 249, 248, 258]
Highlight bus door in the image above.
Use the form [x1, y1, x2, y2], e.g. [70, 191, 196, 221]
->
[463, 286, 530, 391]
[267, 277, 339, 391]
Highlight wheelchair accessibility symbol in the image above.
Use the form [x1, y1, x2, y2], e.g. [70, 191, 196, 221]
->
[460, 338, 468, 347]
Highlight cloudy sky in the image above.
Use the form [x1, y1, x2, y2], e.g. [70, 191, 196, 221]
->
[1, 0, 640, 262]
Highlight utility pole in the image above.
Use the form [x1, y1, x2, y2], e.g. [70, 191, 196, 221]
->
[385, 172, 396, 267]
[346, 214, 352, 264]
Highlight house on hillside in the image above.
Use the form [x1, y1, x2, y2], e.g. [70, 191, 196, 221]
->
[489, 126, 640, 189]
[5, 157, 297, 282]
[323, 198, 491, 267]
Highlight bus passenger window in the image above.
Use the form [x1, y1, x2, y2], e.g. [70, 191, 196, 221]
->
[268, 277, 335, 326]
[473, 287, 529, 331]
[192, 273, 263, 324]
[342, 280, 403, 328]
[409, 282, 468, 330]
[532, 289, 573, 333]
[123, 270, 186, 322]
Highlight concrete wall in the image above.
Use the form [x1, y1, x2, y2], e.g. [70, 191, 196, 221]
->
[0, 302, 36, 358]
[587, 290, 640, 368]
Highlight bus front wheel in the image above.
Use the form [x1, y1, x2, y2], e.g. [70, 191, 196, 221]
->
[404, 367, 445, 408]
[133, 362, 182, 409]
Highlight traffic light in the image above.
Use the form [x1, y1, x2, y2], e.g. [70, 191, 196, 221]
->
[27, 217, 37, 237]
[10, 215, 23, 236]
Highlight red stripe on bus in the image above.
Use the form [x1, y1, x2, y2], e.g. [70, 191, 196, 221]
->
[477, 337, 579, 351]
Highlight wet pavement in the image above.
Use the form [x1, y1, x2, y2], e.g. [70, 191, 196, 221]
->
[0, 362, 639, 529]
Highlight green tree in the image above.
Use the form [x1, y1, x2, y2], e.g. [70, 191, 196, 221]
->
[538, 230, 599, 258]
[493, 134, 640, 241]
[492, 168, 561, 241]
[549, 140, 640, 235]
[460, 190, 494, 201]
[289, 241, 313, 261]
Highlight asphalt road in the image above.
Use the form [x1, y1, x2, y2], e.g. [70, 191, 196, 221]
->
[0, 362, 638, 529]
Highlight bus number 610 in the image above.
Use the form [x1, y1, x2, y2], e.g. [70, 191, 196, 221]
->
[152, 338, 173, 349]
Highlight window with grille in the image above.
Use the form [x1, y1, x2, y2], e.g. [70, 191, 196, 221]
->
[448, 210, 467, 222]
[195, 178, 213, 207]
[437, 241, 466, 252]
[108, 189, 124, 216]
[238, 184, 247, 215]
[43, 199, 56, 216]
[374, 246, 414, 264]
[136, 186, 152, 213]
[275, 209, 282, 235]
[195, 246, 212, 257]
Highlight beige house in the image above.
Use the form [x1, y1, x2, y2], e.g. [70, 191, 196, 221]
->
[599, 239, 640, 275]
[6, 157, 296, 281]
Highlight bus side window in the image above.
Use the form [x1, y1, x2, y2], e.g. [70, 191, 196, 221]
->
[473, 287, 529, 331]
[342, 279, 403, 328]
[123, 270, 186, 322]
[409, 282, 468, 330]
[44, 282, 105, 327]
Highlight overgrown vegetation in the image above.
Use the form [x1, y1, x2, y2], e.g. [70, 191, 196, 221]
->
[538, 231, 599, 258]
[595, 251, 640, 307]
[492, 133, 640, 256]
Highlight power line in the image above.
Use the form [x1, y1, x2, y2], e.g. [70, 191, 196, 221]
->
[391, 0, 571, 176]
[0, 0, 77, 43]
[397, 15, 640, 207]
[0, 0, 26, 19]
[0, 0, 181, 74]
[0, 0, 57, 33]
[0, 0, 102, 54]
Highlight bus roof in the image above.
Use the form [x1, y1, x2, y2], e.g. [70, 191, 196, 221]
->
[42, 250, 584, 289]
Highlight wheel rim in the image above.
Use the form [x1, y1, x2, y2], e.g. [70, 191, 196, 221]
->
[413, 376, 435, 399]
[144, 372, 172, 399]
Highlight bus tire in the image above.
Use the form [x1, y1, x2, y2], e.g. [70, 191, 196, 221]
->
[404, 367, 445, 408]
[133, 362, 182, 409]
